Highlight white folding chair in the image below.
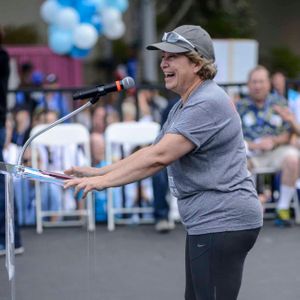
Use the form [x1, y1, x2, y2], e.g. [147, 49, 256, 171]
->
[30, 123, 95, 233]
[252, 166, 300, 224]
[105, 121, 160, 231]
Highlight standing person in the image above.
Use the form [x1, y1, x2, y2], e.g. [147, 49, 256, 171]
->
[64, 25, 263, 299]
[0, 26, 23, 256]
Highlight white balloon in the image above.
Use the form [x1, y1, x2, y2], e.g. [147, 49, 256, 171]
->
[101, 8, 122, 26]
[40, 0, 61, 24]
[104, 20, 125, 40]
[55, 7, 79, 30]
[73, 23, 98, 49]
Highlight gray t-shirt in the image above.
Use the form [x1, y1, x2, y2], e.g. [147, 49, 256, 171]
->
[155, 80, 263, 235]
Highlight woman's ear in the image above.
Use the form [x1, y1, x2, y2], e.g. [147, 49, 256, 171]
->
[193, 62, 202, 74]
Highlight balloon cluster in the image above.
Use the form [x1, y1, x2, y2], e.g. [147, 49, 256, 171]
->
[40, 0, 128, 58]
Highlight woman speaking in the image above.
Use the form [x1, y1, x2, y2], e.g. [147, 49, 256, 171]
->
[64, 25, 263, 300]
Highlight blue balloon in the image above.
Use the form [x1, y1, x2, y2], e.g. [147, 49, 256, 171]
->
[70, 46, 91, 59]
[91, 15, 103, 34]
[90, 0, 106, 12]
[48, 24, 59, 36]
[49, 30, 73, 55]
[57, 0, 73, 6]
[108, 0, 128, 12]
[76, 0, 97, 23]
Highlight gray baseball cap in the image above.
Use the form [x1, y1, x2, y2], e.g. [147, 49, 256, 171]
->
[146, 25, 215, 61]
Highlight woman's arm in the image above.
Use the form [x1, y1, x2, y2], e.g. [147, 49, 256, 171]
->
[64, 133, 195, 198]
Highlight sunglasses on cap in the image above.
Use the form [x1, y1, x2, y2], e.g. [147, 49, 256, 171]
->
[162, 31, 198, 52]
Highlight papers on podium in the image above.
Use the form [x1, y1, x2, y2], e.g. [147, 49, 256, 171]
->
[0, 162, 72, 185]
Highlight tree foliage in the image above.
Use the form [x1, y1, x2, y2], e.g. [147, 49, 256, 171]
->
[156, 0, 256, 38]
[269, 47, 300, 78]
[3, 25, 40, 44]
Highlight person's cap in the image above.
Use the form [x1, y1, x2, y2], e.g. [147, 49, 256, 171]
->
[146, 25, 215, 61]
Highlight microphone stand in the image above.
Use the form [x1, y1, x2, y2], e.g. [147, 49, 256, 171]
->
[17, 95, 99, 166]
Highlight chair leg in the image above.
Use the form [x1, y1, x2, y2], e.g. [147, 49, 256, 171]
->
[292, 191, 300, 224]
[87, 193, 95, 231]
[35, 182, 43, 234]
[107, 189, 115, 231]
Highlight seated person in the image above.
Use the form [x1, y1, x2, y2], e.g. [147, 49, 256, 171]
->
[236, 65, 299, 227]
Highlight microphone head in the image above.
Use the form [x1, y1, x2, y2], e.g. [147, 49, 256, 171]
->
[121, 76, 135, 90]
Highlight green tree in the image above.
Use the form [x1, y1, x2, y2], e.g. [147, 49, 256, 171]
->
[269, 47, 300, 78]
[3, 25, 39, 44]
[156, 0, 256, 38]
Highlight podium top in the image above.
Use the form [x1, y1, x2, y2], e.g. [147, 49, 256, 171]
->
[0, 162, 72, 186]
[0, 162, 20, 175]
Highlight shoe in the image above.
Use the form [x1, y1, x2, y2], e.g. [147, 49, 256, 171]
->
[275, 209, 292, 227]
[0, 244, 24, 257]
[155, 220, 174, 233]
[15, 246, 25, 255]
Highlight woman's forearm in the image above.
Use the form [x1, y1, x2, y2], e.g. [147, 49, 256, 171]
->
[98, 146, 166, 189]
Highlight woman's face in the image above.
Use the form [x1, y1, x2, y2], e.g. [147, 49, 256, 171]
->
[160, 51, 200, 96]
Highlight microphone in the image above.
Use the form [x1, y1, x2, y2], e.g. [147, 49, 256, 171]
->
[73, 76, 135, 101]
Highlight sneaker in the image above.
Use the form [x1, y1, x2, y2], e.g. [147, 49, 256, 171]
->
[15, 246, 25, 255]
[0, 244, 24, 257]
[275, 209, 292, 227]
[155, 220, 173, 233]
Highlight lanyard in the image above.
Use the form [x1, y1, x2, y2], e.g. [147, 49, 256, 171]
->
[252, 97, 271, 127]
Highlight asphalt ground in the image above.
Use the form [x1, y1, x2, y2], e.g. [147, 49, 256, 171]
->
[1, 220, 300, 300]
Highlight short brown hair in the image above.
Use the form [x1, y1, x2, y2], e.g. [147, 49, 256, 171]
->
[185, 51, 217, 80]
[248, 65, 270, 82]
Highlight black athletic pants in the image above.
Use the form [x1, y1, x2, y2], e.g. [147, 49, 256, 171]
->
[185, 228, 260, 300]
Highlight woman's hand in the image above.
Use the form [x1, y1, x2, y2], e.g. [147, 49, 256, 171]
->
[64, 176, 104, 199]
[64, 166, 99, 178]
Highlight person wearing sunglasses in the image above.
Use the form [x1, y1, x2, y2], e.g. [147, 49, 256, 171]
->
[64, 25, 263, 300]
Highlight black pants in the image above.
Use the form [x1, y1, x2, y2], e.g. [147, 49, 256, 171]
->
[185, 228, 260, 300]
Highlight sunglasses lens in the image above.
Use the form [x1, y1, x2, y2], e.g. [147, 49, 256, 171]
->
[165, 32, 178, 43]
[162, 31, 197, 52]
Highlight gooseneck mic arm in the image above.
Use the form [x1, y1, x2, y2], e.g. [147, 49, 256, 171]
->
[17, 76, 135, 166]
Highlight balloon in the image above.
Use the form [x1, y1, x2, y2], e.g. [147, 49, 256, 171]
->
[76, 0, 97, 23]
[109, 0, 128, 13]
[57, 0, 74, 6]
[70, 46, 91, 59]
[56, 7, 80, 30]
[49, 30, 73, 54]
[103, 20, 125, 40]
[91, 15, 104, 34]
[101, 7, 122, 26]
[40, 0, 61, 24]
[48, 24, 60, 36]
[90, 0, 107, 13]
[73, 23, 98, 49]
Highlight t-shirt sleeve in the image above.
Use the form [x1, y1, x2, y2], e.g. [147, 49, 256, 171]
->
[166, 104, 227, 151]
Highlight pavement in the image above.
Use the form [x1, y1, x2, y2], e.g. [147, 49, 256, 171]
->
[1, 220, 300, 300]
